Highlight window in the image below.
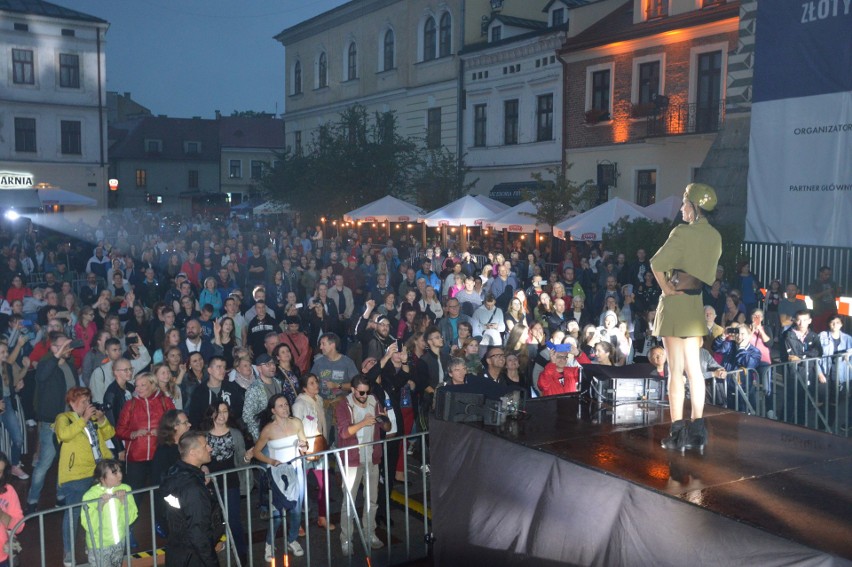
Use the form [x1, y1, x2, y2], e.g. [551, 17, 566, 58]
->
[14, 118, 36, 153]
[61, 28, 75, 37]
[646, 0, 668, 19]
[251, 160, 264, 180]
[12, 49, 34, 85]
[426, 108, 442, 149]
[60, 120, 82, 155]
[294, 131, 302, 155]
[347, 43, 357, 80]
[638, 61, 661, 105]
[491, 26, 502, 43]
[383, 30, 395, 71]
[318, 52, 328, 88]
[185, 141, 200, 154]
[439, 13, 452, 58]
[293, 61, 302, 94]
[536, 94, 554, 141]
[591, 69, 611, 113]
[229, 160, 242, 178]
[504, 100, 519, 145]
[473, 104, 487, 147]
[637, 170, 657, 206]
[145, 139, 162, 153]
[552, 8, 565, 27]
[14, 23, 28, 31]
[59, 54, 80, 88]
[188, 170, 199, 189]
[423, 17, 437, 61]
[136, 169, 147, 187]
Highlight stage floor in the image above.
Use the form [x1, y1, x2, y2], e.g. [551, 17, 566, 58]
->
[431, 395, 852, 565]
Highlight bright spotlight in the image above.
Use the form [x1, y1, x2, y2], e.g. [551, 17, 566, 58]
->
[4, 210, 20, 221]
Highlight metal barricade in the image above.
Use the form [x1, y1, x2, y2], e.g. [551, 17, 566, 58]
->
[707, 354, 850, 437]
[9, 431, 432, 566]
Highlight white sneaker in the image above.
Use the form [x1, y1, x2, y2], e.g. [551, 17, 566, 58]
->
[25, 419, 36, 428]
[10, 465, 29, 480]
[341, 541, 351, 556]
[288, 541, 304, 557]
[63, 553, 73, 567]
[370, 535, 385, 549]
[264, 543, 273, 562]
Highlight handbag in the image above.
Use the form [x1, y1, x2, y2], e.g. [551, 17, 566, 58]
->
[668, 269, 703, 295]
[305, 434, 328, 462]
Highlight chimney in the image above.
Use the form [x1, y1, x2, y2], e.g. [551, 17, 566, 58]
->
[215, 110, 221, 120]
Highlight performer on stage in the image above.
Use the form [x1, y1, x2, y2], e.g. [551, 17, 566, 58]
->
[650, 183, 722, 453]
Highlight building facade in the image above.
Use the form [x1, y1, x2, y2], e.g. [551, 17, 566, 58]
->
[275, 0, 468, 164]
[559, 0, 740, 206]
[218, 115, 286, 204]
[0, 0, 109, 209]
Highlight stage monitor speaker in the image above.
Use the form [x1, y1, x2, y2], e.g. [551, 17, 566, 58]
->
[434, 390, 485, 422]
[483, 399, 502, 426]
[595, 377, 665, 403]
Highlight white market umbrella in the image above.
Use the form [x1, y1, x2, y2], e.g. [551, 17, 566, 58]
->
[553, 197, 650, 241]
[343, 195, 424, 223]
[420, 194, 507, 228]
[643, 195, 681, 221]
[487, 200, 551, 233]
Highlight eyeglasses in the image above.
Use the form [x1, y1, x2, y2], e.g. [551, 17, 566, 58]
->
[176, 421, 190, 427]
[488, 353, 506, 359]
[354, 389, 370, 395]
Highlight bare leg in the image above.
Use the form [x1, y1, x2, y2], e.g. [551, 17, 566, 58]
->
[683, 336, 705, 419]
[663, 336, 685, 420]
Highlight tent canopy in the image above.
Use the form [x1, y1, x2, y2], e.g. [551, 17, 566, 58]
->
[253, 201, 289, 215]
[343, 195, 424, 223]
[553, 197, 650, 241]
[420, 194, 509, 228]
[486, 200, 553, 233]
[643, 195, 681, 221]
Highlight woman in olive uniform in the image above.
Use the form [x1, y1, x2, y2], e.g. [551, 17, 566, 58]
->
[651, 183, 722, 452]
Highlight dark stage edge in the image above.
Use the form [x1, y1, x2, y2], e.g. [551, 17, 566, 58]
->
[430, 395, 852, 567]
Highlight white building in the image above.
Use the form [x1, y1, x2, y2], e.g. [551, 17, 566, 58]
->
[460, 3, 568, 202]
[275, 0, 466, 160]
[0, 0, 109, 210]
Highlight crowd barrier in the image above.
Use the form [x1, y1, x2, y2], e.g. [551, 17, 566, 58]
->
[8, 430, 431, 567]
[706, 353, 850, 436]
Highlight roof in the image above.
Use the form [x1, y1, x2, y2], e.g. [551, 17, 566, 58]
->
[542, 0, 595, 11]
[0, 0, 107, 24]
[560, 0, 740, 53]
[109, 116, 220, 161]
[219, 117, 285, 149]
[493, 14, 549, 31]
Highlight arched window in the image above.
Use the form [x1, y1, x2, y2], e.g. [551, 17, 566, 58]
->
[439, 12, 452, 58]
[347, 43, 357, 80]
[293, 60, 302, 95]
[383, 29, 395, 71]
[423, 17, 436, 61]
[318, 52, 328, 88]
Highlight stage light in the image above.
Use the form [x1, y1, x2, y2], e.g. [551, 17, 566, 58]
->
[4, 210, 20, 221]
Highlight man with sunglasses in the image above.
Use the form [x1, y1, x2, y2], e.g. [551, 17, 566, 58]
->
[336, 374, 391, 556]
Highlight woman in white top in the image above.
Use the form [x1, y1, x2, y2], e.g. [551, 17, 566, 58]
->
[292, 373, 335, 531]
[253, 394, 308, 559]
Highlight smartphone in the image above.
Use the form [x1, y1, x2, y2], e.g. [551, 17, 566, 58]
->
[396, 340, 402, 350]
[295, 303, 303, 309]
[126, 335, 139, 345]
[69, 339, 85, 349]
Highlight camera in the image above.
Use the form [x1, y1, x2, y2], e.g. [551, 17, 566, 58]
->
[91, 401, 111, 413]
[725, 327, 738, 336]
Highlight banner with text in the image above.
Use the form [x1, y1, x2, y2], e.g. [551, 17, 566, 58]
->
[746, 0, 852, 247]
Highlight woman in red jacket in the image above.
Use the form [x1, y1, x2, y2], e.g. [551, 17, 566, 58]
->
[116, 372, 175, 489]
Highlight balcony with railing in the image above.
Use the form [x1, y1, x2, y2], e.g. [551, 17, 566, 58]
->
[645, 101, 725, 137]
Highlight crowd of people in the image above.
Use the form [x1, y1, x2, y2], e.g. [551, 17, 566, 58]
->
[0, 208, 846, 564]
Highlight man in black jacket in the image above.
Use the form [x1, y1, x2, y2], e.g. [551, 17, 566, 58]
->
[186, 356, 244, 426]
[161, 430, 217, 567]
[26, 332, 76, 513]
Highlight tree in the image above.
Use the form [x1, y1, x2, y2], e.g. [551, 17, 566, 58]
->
[523, 165, 596, 229]
[408, 147, 477, 211]
[229, 110, 275, 118]
[602, 217, 672, 262]
[263, 104, 474, 220]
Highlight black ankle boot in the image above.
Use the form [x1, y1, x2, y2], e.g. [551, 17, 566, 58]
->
[685, 418, 708, 454]
[661, 419, 689, 453]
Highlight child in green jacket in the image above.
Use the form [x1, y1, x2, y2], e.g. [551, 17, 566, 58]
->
[81, 459, 138, 567]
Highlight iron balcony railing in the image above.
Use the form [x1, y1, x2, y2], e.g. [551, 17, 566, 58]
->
[646, 101, 725, 137]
